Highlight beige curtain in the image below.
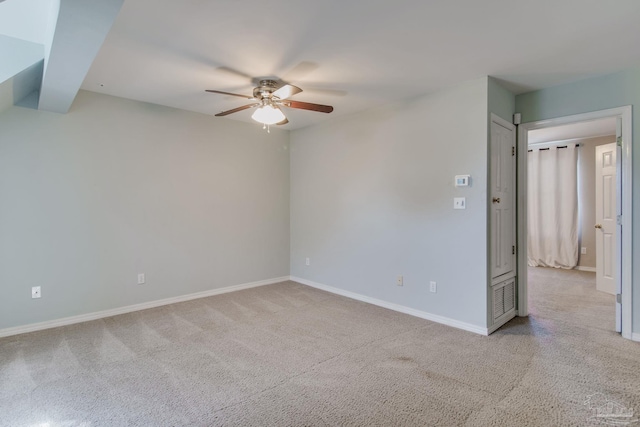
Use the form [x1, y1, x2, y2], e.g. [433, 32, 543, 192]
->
[527, 144, 579, 268]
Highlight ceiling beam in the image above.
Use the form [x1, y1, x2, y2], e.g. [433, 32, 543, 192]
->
[38, 0, 123, 113]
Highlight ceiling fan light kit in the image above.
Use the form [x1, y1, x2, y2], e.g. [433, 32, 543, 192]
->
[206, 78, 334, 130]
[251, 104, 286, 125]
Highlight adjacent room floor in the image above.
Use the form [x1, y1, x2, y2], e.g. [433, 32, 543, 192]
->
[1, 268, 639, 426]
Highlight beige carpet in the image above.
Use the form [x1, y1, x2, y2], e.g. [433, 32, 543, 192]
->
[1, 268, 639, 426]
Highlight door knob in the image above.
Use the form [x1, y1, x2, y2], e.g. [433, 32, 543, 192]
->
[594, 224, 602, 229]
[492, 197, 501, 203]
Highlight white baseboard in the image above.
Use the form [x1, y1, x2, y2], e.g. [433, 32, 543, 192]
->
[291, 276, 488, 336]
[632, 333, 640, 343]
[574, 266, 596, 272]
[0, 276, 290, 339]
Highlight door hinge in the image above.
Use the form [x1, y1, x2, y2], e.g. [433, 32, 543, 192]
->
[512, 146, 515, 156]
[512, 246, 515, 255]
[616, 294, 622, 304]
[617, 136, 622, 147]
[617, 215, 622, 225]
[513, 113, 521, 125]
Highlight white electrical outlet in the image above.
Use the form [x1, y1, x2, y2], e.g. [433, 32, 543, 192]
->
[31, 286, 41, 299]
[305, 257, 310, 266]
[397, 275, 403, 286]
[429, 281, 437, 293]
[581, 247, 587, 255]
[137, 273, 145, 285]
[454, 197, 466, 209]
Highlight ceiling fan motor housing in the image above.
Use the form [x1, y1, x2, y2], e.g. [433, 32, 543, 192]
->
[253, 80, 280, 101]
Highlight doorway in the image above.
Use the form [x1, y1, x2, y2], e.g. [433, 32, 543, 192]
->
[516, 106, 633, 339]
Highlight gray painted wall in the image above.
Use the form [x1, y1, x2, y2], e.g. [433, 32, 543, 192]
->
[0, 78, 12, 113]
[516, 67, 640, 334]
[0, 90, 290, 329]
[488, 77, 516, 123]
[290, 77, 490, 328]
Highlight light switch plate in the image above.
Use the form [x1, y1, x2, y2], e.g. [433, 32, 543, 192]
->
[455, 175, 470, 187]
[454, 197, 466, 209]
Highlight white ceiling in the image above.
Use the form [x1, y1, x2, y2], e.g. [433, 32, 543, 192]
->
[75, 0, 640, 129]
[528, 117, 617, 145]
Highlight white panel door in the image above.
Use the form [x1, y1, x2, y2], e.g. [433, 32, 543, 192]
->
[595, 142, 617, 295]
[490, 117, 516, 279]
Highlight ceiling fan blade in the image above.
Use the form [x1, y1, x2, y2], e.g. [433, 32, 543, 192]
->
[282, 61, 319, 82]
[282, 100, 333, 113]
[216, 66, 254, 82]
[206, 89, 254, 99]
[215, 103, 259, 117]
[273, 84, 302, 100]
[304, 87, 347, 97]
[276, 118, 289, 125]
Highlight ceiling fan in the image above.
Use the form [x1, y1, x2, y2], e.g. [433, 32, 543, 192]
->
[206, 79, 333, 128]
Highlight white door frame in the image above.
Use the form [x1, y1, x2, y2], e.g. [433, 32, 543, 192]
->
[517, 106, 632, 340]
